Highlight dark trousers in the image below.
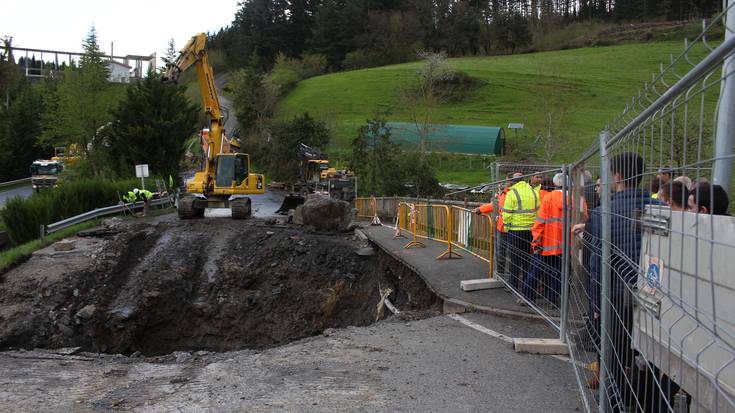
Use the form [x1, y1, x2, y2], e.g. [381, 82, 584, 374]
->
[494, 231, 508, 275]
[605, 287, 634, 412]
[522, 254, 562, 304]
[507, 230, 532, 290]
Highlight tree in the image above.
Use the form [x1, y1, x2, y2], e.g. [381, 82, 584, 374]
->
[492, 12, 532, 54]
[162, 38, 177, 70]
[0, 36, 21, 109]
[267, 112, 331, 182]
[351, 116, 405, 196]
[42, 26, 116, 174]
[106, 71, 199, 178]
[528, 65, 577, 163]
[0, 81, 46, 181]
[231, 54, 273, 132]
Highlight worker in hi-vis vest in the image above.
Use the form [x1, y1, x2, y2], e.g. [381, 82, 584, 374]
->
[502, 173, 540, 292]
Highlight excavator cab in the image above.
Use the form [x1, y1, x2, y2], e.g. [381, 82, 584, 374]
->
[214, 154, 248, 188]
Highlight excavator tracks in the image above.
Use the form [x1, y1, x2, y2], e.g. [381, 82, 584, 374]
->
[178, 196, 204, 219]
[230, 197, 252, 219]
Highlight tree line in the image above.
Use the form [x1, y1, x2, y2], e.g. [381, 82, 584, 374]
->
[209, 0, 723, 72]
[0, 29, 198, 182]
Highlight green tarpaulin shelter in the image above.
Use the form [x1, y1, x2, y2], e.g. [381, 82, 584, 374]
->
[386, 122, 505, 155]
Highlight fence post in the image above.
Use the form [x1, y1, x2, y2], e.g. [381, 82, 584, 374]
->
[560, 164, 570, 343]
[39, 224, 46, 239]
[713, 0, 735, 194]
[598, 131, 612, 413]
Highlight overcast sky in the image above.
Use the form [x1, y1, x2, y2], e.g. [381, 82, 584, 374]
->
[2, 0, 240, 66]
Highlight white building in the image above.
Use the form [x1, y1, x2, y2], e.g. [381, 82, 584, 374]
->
[106, 60, 132, 83]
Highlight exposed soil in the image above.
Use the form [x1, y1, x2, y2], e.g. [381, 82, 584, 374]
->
[0, 216, 442, 356]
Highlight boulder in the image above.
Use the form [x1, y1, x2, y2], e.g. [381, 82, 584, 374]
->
[293, 205, 304, 225]
[54, 240, 75, 252]
[299, 195, 355, 232]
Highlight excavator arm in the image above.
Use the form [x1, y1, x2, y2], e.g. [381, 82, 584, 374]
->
[162, 33, 223, 160]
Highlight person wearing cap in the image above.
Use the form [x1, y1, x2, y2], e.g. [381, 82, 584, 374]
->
[527, 173, 588, 305]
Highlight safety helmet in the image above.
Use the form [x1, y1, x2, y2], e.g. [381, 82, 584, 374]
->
[133, 188, 140, 194]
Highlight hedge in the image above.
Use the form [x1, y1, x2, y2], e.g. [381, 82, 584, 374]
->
[0, 178, 138, 246]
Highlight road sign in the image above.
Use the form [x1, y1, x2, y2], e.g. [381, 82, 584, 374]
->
[135, 164, 149, 190]
[507, 123, 524, 129]
[135, 164, 149, 178]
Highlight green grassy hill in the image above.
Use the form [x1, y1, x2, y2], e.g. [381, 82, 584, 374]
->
[276, 41, 697, 168]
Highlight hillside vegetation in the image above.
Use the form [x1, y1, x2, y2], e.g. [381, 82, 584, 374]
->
[276, 40, 701, 164]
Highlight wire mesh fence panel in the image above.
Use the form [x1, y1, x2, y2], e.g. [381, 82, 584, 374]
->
[565, 7, 735, 412]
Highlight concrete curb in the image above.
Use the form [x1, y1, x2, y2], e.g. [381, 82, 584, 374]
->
[363, 231, 552, 323]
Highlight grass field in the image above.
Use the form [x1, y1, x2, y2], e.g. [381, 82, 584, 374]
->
[276, 40, 702, 167]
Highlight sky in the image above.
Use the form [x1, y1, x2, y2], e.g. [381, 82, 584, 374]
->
[1, 0, 240, 67]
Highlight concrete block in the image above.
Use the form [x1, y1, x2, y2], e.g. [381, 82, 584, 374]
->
[513, 338, 569, 355]
[460, 278, 504, 291]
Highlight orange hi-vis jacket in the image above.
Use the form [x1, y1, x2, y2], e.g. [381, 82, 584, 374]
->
[531, 189, 588, 256]
[539, 189, 550, 202]
[478, 190, 508, 232]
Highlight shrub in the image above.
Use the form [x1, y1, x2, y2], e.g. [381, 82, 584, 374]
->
[342, 49, 388, 71]
[0, 178, 137, 245]
[299, 53, 328, 78]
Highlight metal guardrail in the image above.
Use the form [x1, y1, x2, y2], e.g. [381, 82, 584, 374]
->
[40, 197, 171, 238]
[0, 177, 31, 190]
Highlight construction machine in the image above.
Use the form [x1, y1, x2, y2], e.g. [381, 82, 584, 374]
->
[276, 143, 355, 213]
[29, 145, 82, 191]
[163, 33, 264, 219]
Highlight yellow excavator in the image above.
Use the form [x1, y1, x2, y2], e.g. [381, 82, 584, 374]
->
[163, 33, 264, 219]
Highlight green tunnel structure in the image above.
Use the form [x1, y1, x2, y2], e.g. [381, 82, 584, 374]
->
[386, 122, 505, 156]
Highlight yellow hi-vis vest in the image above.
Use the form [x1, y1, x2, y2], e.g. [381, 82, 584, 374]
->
[502, 181, 540, 231]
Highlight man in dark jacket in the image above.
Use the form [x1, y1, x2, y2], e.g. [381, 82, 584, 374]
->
[588, 152, 664, 412]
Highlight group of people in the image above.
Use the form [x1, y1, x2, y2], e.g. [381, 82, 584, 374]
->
[475, 170, 583, 306]
[476, 153, 731, 412]
[649, 166, 730, 215]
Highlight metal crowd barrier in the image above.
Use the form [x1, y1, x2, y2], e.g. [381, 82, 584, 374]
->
[357, 198, 497, 270]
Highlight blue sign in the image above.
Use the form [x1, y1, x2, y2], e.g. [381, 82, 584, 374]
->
[646, 262, 661, 290]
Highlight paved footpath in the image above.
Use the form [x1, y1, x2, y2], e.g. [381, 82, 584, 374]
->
[360, 225, 560, 322]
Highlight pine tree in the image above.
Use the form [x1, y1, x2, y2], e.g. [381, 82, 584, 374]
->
[107, 72, 199, 178]
[42, 26, 116, 174]
[0, 82, 46, 181]
[164, 38, 177, 64]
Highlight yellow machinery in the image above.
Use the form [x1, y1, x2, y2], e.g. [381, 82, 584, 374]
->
[163, 33, 264, 219]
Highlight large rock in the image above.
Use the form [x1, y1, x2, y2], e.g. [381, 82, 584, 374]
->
[299, 195, 355, 232]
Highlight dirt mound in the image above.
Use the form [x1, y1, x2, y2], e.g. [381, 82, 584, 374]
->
[0, 218, 440, 355]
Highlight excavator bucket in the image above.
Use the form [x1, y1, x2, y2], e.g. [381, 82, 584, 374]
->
[276, 194, 305, 215]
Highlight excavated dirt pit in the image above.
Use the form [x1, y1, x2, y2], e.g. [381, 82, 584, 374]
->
[0, 218, 442, 356]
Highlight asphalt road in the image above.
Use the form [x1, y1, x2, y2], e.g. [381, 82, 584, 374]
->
[0, 185, 32, 207]
[0, 312, 582, 412]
